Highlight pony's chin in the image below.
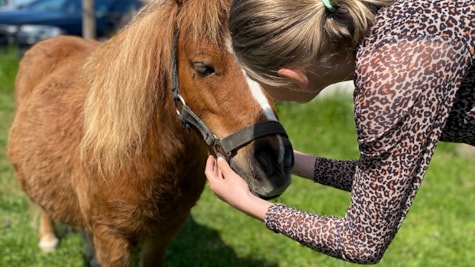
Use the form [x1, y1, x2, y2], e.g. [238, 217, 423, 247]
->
[255, 192, 281, 200]
[230, 164, 290, 199]
[254, 184, 289, 199]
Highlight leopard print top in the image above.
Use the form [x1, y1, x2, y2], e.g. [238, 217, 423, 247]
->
[264, 0, 475, 264]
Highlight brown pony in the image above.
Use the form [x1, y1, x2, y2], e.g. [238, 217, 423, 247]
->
[6, 0, 294, 266]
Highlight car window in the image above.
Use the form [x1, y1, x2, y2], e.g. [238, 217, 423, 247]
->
[13, 0, 34, 6]
[25, 0, 63, 12]
[24, 0, 80, 14]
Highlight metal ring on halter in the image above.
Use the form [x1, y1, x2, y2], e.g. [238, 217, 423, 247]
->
[174, 94, 186, 116]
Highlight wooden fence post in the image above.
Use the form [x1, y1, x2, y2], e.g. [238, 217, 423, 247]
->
[82, 0, 95, 39]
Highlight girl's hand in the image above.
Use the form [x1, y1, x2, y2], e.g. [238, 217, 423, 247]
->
[204, 155, 271, 220]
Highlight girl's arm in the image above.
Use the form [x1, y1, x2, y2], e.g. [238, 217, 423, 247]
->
[293, 150, 357, 192]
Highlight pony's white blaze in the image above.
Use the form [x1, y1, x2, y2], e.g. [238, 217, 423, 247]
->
[245, 74, 276, 120]
[245, 73, 286, 165]
[227, 36, 288, 166]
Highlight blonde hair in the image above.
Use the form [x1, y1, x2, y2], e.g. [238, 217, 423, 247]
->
[229, 0, 392, 88]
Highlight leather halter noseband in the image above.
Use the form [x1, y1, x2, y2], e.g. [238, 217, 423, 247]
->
[170, 32, 289, 158]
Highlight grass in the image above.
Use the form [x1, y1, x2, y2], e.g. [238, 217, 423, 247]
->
[1, 48, 474, 267]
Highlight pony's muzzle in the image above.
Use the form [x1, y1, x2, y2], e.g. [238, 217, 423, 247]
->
[232, 135, 294, 199]
[256, 138, 293, 198]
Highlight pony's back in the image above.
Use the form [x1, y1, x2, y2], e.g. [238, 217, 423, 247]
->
[15, 36, 99, 108]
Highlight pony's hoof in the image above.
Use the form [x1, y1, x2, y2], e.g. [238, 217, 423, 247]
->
[39, 233, 59, 253]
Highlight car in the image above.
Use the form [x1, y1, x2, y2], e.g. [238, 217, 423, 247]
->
[0, 0, 143, 54]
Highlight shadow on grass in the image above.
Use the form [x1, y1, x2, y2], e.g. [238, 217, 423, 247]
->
[166, 216, 278, 267]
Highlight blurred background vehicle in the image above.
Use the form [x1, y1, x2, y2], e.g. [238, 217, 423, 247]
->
[0, 0, 143, 55]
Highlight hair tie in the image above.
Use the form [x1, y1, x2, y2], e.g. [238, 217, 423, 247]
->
[322, 0, 336, 12]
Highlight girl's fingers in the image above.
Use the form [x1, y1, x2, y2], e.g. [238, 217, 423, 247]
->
[216, 156, 232, 176]
[204, 155, 217, 178]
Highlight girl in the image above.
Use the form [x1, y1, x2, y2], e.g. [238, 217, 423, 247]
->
[205, 0, 475, 264]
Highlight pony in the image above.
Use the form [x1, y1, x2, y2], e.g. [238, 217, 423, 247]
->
[6, 0, 294, 266]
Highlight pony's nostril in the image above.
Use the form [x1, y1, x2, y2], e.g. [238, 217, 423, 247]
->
[254, 143, 278, 175]
[254, 139, 292, 180]
[254, 140, 294, 176]
[243, 137, 292, 199]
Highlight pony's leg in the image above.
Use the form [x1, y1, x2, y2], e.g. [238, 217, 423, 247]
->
[38, 211, 59, 253]
[140, 216, 188, 267]
[81, 230, 101, 267]
[92, 225, 135, 267]
[140, 237, 168, 267]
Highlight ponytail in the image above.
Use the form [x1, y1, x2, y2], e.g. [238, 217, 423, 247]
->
[323, 0, 390, 47]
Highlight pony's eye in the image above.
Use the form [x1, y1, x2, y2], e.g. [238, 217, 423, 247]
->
[193, 62, 215, 77]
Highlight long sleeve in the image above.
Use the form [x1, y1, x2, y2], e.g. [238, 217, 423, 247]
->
[264, 0, 475, 263]
[313, 157, 357, 192]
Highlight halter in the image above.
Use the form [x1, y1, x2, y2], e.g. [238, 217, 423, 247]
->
[170, 32, 289, 158]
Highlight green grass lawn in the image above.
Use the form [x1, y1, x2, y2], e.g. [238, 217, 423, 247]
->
[1, 49, 474, 267]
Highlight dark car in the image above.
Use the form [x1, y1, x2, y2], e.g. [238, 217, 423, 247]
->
[0, 0, 142, 54]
